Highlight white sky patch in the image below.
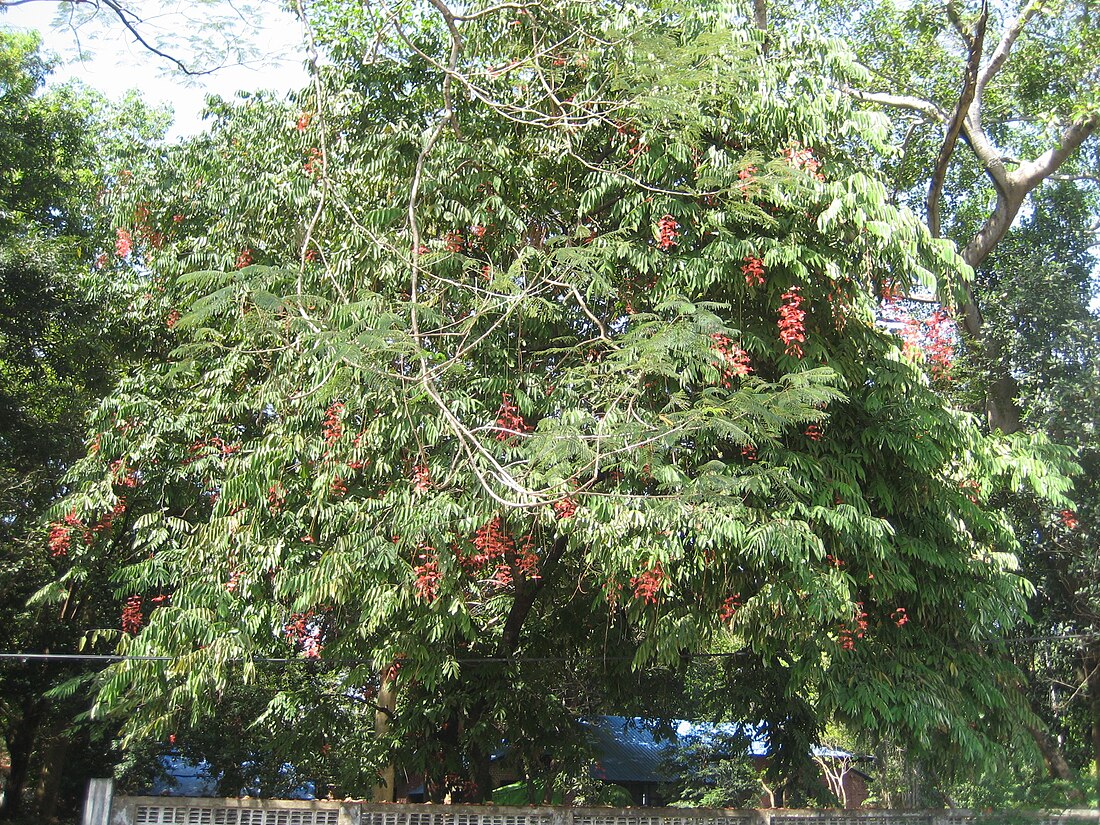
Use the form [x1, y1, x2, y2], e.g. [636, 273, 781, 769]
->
[2, 0, 309, 140]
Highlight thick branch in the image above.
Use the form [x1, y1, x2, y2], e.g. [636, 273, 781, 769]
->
[843, 87, 945, 122]
[927, 1, 987, 238]
[962, 114, 1099, 268]
[974, 1, 1040, 117]
[497, 534, 568, 657]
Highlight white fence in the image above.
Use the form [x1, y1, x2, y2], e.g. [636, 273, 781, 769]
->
[81, 780, 1100, 825]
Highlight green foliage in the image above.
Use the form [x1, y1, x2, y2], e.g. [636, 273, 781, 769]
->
[659, 726, 761, 808]
[46, 0, 1077, 800]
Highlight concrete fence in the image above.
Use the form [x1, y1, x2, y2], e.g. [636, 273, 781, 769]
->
[81, 780, 1100, 825]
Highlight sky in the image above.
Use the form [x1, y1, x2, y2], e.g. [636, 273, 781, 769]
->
[1, 0, 309, 139]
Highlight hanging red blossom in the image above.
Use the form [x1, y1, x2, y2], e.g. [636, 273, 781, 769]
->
[656, 214, 679, 251]
[553, 496, 577, 520]
[892, 607, 909, 627]
[444, 231, 464, 253]
[322, 402, 344, 444]
[777, 287, 807, 358]
[742, 256, 765, 287]
[122, 595, 143, 634]
[718, 593, 741, 623]
[781, 145, 824, 180]
[115, 228, 133, 258]
[284, 610, 324, 658]
[235, 248, 254, 269]
[630, 564, 666, 605]
[412, 550, 442, 602]
[268, 485, 286, 511]
[741, 444, 757, 461]
[296, 112, 312, 132]
[47, 521, 73, 557]
[495, 394, 532, 441]
[412, 464, 431, 493]
[838, 602, 868, 651]
[225, 570, 243, 592]
[166, 310, 181, 328]
[710, 333, 752, 387]
[804, 424, 823, 441]
[1060, 509, 1079, 530]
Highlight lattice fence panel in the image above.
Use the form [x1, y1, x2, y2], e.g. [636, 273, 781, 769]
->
[135, 805, 340, 825]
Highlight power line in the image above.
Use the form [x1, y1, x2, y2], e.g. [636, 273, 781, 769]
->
[1, 632, 1098, 667]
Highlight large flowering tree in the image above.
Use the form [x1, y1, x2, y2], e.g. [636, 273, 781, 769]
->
[45, 0, 1074, 801]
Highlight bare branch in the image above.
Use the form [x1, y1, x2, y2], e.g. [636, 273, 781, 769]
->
[842, 86, 946, 122]
[974, 0, 1041, 117]
[927, 1, 987, 237]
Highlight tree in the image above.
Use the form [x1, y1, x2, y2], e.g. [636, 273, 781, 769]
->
[817, 0, 1098, 433]
[0, 28, 169, 821]
[784, 0, 1099, 798]
[47, 0, 1076, 802]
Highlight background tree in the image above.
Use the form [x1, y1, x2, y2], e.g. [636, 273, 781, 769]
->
[0, 28, 168, 822]
[767, 0, 1100, 801]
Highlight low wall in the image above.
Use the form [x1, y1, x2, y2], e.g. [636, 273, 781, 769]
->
[81, 781, 1100, 825]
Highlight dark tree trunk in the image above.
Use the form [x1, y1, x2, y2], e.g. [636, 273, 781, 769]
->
[34, 727, 70, 824]
[0, 703, 42, 821]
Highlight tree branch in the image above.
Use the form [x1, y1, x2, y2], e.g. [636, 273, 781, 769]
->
[927, 1, 987, 238]
[842, 86, 946, 122]
[974, 0, 1041, 117]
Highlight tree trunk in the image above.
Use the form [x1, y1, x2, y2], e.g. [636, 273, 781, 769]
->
[0, 703, 42, 821]
[370, 667, 398, 803]
[33, 727, 70, 824]
[1025, 723, 1076, 783]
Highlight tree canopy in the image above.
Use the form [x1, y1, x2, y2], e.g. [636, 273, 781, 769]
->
[33, 0, 1081, 805]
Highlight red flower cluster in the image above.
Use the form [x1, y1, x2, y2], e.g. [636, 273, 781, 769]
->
[331, 476, 348, 497]
[268, 484, 286, 511]
[94, 500, 127, 533]
[225, 570, 242, 593]
[630, 564, 666, 605]
[109, 460, 140, 488]
[115, 228, 133, 258]
[838, 602, 867, 651]
[718, 593, 741, 623]
[284, 610, 324, 658]
[303, 147, 323, 176]
[47, 512, 84, 557]
[804, 424, 823, 441]
[961, 479, 980, 504]
[901, 309, 956, 380]
[710, 333, 752, 387]
[741, 444, 757, 461]
[444, 231, 464, 253]
[412, 550, 442, 602]
[781, 145, 824, 180]
[322, 402, 344, 444]
[892, 607, 909, 627]
[777, 287, 807, 357]
[1060, 509, 1079, 530]
[495, 393, 532, 441]
[412, 464, 431, 493]
[235, 248, 253, 269]
[296, 112, 312, 132]
[656, 214, 679, 251]
[742, 256, 765, 287]
[166, 310, 181, 328]
[122, 595, 143, 634]
[553, 496, 577, 520]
